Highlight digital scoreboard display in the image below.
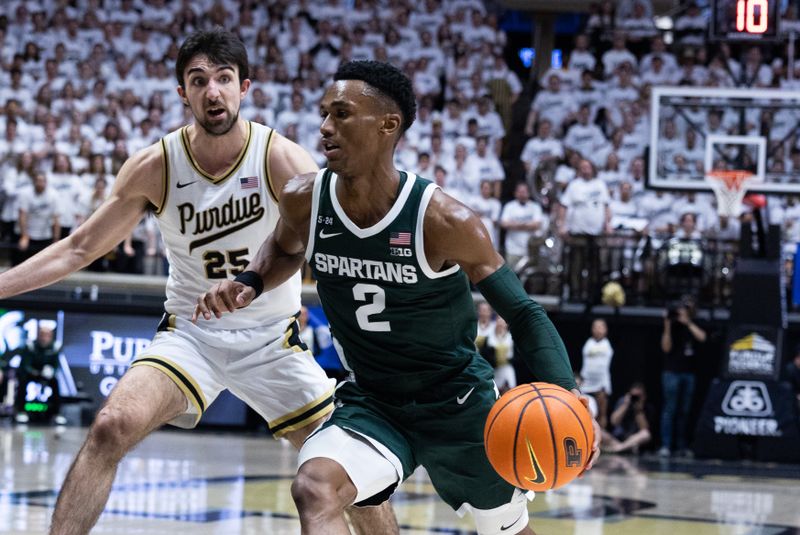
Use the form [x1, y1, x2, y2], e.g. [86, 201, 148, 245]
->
[711, 0, 780, 40]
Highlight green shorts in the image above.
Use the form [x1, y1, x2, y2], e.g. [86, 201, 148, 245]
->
[323, 357, 518, 511]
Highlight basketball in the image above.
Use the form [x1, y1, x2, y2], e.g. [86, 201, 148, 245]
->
[484, 383, 594, 492]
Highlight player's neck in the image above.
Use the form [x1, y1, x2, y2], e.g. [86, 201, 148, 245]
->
[335, 164, 401, 229]
[186, 119, 248, 174]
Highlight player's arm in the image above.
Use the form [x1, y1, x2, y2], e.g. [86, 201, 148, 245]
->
[193, 172, 316, 320]
[0, 145, 162, 299]
[424, 189, 576, 391]
[427, 189, 600, 468]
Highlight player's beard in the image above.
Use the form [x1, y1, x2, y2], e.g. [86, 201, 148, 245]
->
[196, 108, 239, 137]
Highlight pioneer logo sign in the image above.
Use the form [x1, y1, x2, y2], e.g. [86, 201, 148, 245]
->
[714, 381, 781, 437]
[727, 333, 776, 376]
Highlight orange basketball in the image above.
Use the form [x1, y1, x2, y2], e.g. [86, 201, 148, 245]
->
[484, 382, 594, 492]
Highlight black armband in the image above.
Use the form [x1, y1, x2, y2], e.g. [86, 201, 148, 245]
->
[476, 264, 577, 391]
[234, 270, 264, 299]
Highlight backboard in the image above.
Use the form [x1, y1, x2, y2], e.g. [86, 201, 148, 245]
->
[649, 86, 800, 195]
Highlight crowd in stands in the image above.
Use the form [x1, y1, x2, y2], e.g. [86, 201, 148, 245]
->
[1, 0, 799, 303]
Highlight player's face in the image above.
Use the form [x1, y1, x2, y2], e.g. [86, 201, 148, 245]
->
[178, 55, 250, 136]
[319, 80, 399, 175]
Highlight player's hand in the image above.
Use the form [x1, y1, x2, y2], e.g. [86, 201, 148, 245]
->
[571, 388, 601, 476]
[18, 236, 29, 251]
[192, 280, 255, 322]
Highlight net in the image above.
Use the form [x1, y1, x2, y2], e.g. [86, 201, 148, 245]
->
[705, 170, 757, 218]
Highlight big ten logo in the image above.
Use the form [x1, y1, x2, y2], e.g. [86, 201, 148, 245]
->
[721, 381, 772, 417]
[89, 331, 151, 374]
[389, 247, 412, 257]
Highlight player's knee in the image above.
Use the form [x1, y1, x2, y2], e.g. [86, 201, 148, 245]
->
[88, 407, 143, 458]
[291, 467, 346, 518]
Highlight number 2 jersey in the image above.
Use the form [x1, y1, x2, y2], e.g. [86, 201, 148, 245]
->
[306, 169, 481, 394]
[156, 121, 301, 329]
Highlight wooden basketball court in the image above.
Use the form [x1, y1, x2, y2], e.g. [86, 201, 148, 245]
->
[2, 425, 799, 534]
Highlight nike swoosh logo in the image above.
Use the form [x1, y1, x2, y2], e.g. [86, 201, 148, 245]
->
[177, 180, 198, 188]
[525, 437, 546, 485]
[456, 387, 475, 404]
[500, 511, 525, 531]
[319, 229, 343, 239]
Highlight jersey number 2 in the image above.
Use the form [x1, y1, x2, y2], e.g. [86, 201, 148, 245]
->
[353, 283, 390, 332]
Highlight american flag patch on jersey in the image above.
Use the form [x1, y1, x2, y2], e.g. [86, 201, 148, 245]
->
[389, 231, 411, 245]
[239, 176, 259, 189]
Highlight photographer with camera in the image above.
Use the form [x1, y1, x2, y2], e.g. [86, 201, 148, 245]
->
[658, 295, 706, 458]
[602, 382, 653, 454]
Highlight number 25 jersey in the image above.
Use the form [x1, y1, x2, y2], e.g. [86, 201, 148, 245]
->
[156, 121, 301, 329]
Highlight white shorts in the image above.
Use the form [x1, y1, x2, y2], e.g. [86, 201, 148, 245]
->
[131, 313, 335, 436]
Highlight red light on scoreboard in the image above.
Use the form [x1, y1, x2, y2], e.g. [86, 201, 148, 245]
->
[711, 0, 780, 40]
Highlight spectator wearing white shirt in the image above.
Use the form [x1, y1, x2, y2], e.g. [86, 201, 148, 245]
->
[658, 119, 684, 175]
[558, 159, 612, 301]
[581, 318, 614, 428]
[468, 180, 503, 247]
[471, 95, 505, 151]
[564, 104, 608, 163]
[521, 119, 564, 180]
[442, 143, 477, 202]
[638, 189, 676, 235]
[573, 70, 603, 121]
[466, 136, 505, 198]
[500, 181, 545, 270]
[641, 55, 679, 86]
[602, 32, 638, 78]
[16, 171, 60, 265]
[597, 152, 625, 193]
[641, 36, 679, 74]
[48, 153, 84, 238]
[568, 34, 597, 74]
[525, 74, 575, 136]
[617, 0, 657, 46]
[674, 2, 707, 46]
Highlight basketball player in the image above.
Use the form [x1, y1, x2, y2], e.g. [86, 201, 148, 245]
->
[195, 60, 601, 535]
[0, 31, 395, 535]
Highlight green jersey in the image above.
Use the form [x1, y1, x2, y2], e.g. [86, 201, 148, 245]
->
[306, 169, 486, 394]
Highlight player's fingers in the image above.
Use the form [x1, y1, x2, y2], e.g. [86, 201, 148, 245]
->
[202, 289, 226, 319]
[217, 284, 238, 313]
[194, 293, 213, 321]
[235, 286, 256, 307]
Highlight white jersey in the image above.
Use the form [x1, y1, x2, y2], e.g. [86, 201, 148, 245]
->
[157, 121, 301, 329]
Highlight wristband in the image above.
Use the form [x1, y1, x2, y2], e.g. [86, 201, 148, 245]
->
[234, 271, 264, 299]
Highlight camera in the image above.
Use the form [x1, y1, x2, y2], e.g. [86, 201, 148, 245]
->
[630, 393, 641, 403]
[667, 305, 679, 320]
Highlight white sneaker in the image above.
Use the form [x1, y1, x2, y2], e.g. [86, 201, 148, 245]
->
[15, 413, 29, 424]
[53, 415, 67, 426]
[657, 446, 671, 458]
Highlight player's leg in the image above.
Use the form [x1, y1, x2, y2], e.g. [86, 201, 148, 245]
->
[292, 425, 404, 535]
[418, 360, 535, 535]
[228, 317, 401, 535]
[283, 418, 399, 535]
[49, 365, 187, 535]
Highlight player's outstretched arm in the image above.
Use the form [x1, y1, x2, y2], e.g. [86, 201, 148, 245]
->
[0, 145, 162, 299]
[193, 172, 316, 321]
[424, 189, 600, 469]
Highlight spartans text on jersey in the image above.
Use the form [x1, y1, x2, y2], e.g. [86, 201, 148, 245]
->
[313, 253, 418, 283]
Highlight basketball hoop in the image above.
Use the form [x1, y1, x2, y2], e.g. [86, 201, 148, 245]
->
[705, 170, 757, 218]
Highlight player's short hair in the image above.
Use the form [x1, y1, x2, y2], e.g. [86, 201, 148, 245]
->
[334, 60, 416, 133]
[176, 28, 249, 89]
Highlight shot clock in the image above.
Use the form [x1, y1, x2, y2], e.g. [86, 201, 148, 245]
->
[711, 0, 780, 40]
